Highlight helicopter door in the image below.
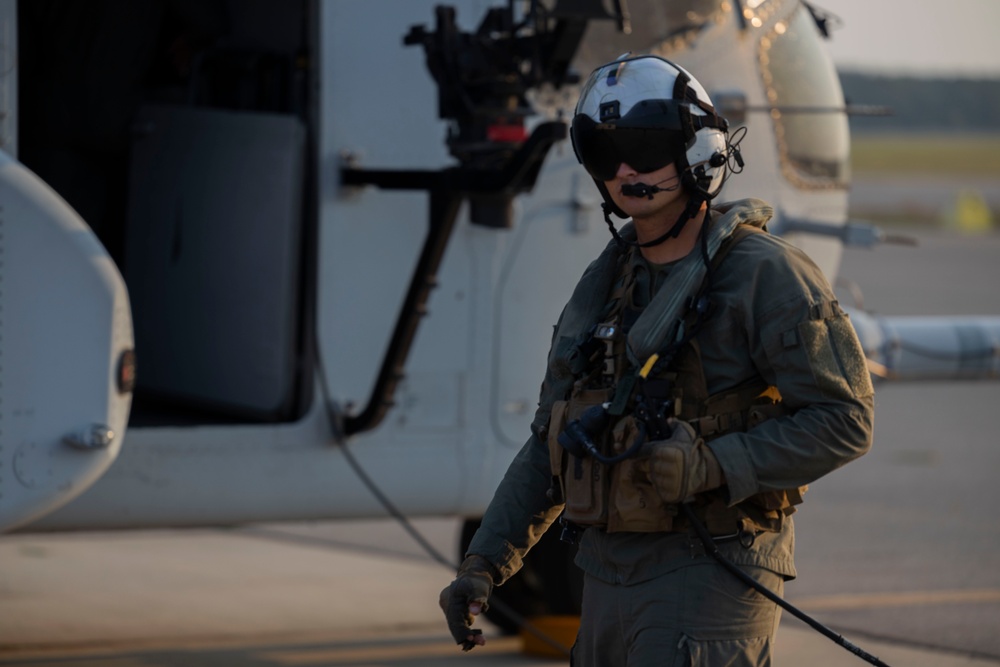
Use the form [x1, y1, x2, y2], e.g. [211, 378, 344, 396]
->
[0, 152, 134, 532]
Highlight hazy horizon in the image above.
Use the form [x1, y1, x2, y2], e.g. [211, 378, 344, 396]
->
[822, 0, 1000, 78]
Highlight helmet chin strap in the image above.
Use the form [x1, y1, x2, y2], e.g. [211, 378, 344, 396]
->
[603, 194, 704, 250]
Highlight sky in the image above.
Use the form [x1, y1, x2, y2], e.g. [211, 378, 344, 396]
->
[819, 0, 1000, 77]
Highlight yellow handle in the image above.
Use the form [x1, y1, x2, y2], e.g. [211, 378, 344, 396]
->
[639, 353, 660, 379]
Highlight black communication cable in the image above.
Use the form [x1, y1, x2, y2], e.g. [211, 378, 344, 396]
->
[316, 361, 572, 657]
[681, 504, 892, 667]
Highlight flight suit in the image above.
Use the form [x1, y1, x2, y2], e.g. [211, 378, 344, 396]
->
[467, 198, 874, 666]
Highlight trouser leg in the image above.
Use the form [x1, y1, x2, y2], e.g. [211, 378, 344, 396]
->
[572, 573, 630, 667]
[572, 563, 784, 667]
[631, 563, 783, 667]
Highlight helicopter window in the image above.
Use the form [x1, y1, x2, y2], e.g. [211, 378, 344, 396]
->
[758, 5, 850, 189]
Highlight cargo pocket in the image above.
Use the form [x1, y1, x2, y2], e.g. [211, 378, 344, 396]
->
[675, 633, 771, 667]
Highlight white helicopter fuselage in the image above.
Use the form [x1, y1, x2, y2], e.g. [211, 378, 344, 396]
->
[2, 0, 995, 534]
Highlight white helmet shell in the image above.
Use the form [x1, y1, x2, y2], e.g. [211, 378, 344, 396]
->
[572, 55, 730, 199]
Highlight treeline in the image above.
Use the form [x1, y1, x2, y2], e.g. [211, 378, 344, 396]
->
[839, 71, 1000, 133]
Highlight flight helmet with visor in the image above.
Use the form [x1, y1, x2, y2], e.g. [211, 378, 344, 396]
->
[571, 55, 730, 221]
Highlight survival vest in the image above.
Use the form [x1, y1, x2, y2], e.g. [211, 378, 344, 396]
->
[547, 223, 806, 537]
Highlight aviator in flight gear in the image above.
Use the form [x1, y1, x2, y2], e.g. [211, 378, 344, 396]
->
[439, 55, 874, 667]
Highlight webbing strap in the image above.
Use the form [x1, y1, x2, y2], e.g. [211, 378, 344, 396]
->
[627, 213, 760, 365]
[708, 222, 763, 273]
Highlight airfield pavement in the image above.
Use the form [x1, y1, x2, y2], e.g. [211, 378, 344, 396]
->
[0, 516, 996, 666]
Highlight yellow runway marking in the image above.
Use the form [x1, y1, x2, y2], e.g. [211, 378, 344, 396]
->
[793, 588, 1000, 611]
[258, 636, 522, 665]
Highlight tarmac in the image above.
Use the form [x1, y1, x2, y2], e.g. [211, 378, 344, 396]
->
[1, 518, 996, 667]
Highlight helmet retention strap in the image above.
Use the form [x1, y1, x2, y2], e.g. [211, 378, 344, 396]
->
[602, 195, 705, 250]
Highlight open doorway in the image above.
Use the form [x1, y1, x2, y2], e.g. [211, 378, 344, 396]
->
[18, 0, 318, 425]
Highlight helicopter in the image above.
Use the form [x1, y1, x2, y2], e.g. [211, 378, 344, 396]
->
[2, 0, 998, 625]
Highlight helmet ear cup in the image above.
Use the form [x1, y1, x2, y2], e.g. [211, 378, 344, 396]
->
[696, 166, 713, 192]
[682, 127, 729, 199]
[679, 167, 712, 200]
[678, 153, 725, 201]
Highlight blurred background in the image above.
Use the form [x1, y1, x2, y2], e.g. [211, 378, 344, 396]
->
[581, 0, 1000, 232]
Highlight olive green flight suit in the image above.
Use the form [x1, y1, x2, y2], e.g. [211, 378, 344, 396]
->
[468, 199, 874, 666]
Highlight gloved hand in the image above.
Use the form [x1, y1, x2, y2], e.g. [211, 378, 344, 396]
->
[644, 419, 724, 504]
[439, 555, 494, 651]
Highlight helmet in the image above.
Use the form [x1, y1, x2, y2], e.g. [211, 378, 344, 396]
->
[570, 55, 730, 217]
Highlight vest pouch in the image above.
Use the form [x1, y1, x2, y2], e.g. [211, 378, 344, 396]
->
[548, 400, 570, 490]
[607, 415, 676, 533]
[748, 486, 808, 513]
[667, 494, 765, 537]
[700, 496, 743, 536]
[548, 388, 613, 526]
[735, 504, 786, 534]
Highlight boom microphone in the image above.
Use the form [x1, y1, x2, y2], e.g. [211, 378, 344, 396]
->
[621, 175, 680, 199]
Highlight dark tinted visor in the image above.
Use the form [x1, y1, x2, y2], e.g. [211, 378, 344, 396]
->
[571, 99, 689, 181]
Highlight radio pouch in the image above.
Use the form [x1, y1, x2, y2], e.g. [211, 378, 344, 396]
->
[548, 388, 613, 526]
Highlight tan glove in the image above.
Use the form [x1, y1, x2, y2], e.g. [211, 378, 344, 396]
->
[644, 419, 724, 504]
[439, 555, 494, 651]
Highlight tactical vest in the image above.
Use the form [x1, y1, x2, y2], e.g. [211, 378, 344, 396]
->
[547, 224, 806, 536]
